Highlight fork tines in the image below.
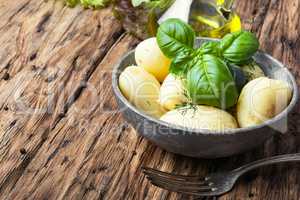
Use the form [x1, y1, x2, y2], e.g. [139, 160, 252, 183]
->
[142, 167, 217, 196]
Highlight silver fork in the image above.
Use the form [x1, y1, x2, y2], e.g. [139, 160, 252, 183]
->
[143, 153, 300, 196]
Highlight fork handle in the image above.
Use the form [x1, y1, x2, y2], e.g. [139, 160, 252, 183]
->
[233, 153, 300, 175]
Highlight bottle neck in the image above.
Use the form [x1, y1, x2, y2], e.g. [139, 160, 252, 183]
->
[220, 0, 235, 11]
[158, 0, 193, 23]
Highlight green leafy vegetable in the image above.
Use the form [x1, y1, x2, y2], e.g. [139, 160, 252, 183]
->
[131, 0, 174, 9]
[155, 19, 260, 109]
[65, 0, 110, 8]
[169, 49, 196, 75]
[113, 0, 174, 39]
[186, 54, 238, 109]
[131, 0, 149, 7]
[65, 0, 175, 39]
[157, 18, 195, 58]
[81, 0, 110, 8]
[197, 41, 220, 56]
[219, 31, 259, 64]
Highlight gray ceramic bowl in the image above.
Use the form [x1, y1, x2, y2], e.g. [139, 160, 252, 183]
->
[112, 38, 299, 158]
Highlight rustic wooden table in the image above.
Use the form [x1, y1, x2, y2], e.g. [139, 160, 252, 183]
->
[0, 0, 299, 199]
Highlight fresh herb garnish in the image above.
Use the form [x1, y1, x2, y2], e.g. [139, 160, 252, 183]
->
[156, 18, 195, 58]
[131, 0, 174, 9]
[65, 0, 110, 8]
[219, 31, 259, 64]
[156, 18, 259, 109]
[176, 103, 198, 118]
[65, 0, 174, 9]
[186, 54, 238, 108]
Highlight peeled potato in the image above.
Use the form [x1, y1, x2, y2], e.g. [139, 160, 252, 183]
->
[237, 77, 292, 128]
[119, 66, 166, 118]
[135, 37, 171, 82]
[159, 74, 187, 110]
[160, 105, 238, 131]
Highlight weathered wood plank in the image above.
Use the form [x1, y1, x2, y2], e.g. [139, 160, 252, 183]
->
[3, 34, 140, 200]
[0, 0, 299, 199]
[0, 0, 124, 195]
[220, 0, 300, 199]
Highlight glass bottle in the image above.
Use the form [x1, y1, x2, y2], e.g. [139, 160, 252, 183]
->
[113, 0, 241, 39]
[188, 0, 241, 38]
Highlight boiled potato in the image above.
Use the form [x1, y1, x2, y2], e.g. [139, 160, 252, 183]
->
[237, 77, 292, 128]
[135, 37, 171, 82]
[159, 74, 187, 110]
[119, 66, 166, 118]
[160, 105, 238, 130]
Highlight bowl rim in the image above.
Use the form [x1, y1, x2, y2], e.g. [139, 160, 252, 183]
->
[112, 37, 299, 136]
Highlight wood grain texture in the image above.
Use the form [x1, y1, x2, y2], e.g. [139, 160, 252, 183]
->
[0, 0, 299, 200]
[0, 0, 124, 197]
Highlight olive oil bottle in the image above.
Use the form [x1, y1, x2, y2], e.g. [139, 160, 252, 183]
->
[189, 0, 241, 38]
[113, 0, 241, 39]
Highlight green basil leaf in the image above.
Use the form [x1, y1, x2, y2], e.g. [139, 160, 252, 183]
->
[219, 31, 259, 64]
[157, 18, 195, 58]
[197, 41, 220, 55]
[169, 49, 197, 75]
[170, 41, 220, 76]
[186, 54, 238, 109]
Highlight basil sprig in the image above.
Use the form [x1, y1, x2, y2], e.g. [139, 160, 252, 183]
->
[156, 19, 259, 109]
[219, 31, 259, 64]
[156, 18, 195, 58]
[186, 54, 239, 108]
